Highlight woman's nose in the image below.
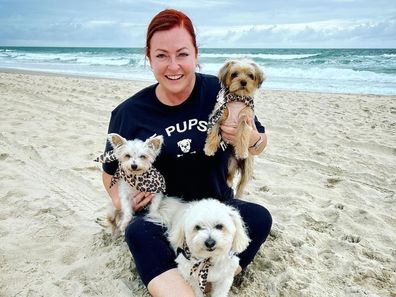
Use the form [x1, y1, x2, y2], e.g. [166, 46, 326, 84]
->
[167, 57, 179, 69]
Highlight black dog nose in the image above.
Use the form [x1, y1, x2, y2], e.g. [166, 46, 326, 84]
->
[240, 80, 247, 87]
[131, 164, 138, 170]
[205, 238, 216, 249]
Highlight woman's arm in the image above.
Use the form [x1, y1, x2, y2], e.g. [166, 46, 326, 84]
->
[102, 171, 155, 212]
[220, 116, 267, 156]
[102, 172, 121, 210]
[247, 131, 267, 156]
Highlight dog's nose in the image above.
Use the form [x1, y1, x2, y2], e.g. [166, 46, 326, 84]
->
[204, 238, 216, 249]
[240, 80, 247, 87]
[131, 164, 138, 170]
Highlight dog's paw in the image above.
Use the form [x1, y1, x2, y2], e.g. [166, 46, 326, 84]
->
[204, 143, 217, 156]
[235, 151, 249, 159]
[119, 215, 132, 232]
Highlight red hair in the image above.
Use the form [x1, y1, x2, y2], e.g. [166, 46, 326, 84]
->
[146, 9, 198, 58]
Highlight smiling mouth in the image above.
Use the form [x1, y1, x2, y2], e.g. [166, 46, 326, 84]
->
[166, 74, 183, 80]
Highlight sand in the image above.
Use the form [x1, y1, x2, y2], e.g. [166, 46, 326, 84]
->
[0, 70, 395, 297]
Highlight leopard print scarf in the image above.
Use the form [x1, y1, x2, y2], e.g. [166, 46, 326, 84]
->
[94, 150, 166, 193]
[207, 88, 254, 130]
[177, 242, 212, 295]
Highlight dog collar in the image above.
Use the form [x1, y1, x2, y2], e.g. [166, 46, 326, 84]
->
[177, 242, 212, 295]
[94, 150, 166, 193]
[207, 88, 254, 130]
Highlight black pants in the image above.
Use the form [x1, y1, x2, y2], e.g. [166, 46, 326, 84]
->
[125, 198, 272, 286]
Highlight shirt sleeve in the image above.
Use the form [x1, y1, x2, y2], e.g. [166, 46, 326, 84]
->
[254, 115, 265, 133]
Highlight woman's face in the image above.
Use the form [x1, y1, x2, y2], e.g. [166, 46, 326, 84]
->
[149, 26, 198, 101]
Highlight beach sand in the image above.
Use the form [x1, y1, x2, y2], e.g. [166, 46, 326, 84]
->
[0, 70, 395, 297]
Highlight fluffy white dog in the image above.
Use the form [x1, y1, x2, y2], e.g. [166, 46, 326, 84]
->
[95, 133, 185, 232]
[168, 199, 250, 297]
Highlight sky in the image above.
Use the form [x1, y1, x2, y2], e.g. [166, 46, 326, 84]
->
[0, 0, 395, 48]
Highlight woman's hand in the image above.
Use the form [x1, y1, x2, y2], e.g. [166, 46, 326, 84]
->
[220, 124, 238, 145]
[220, 116, 266, 155]
[220, 116, 259, 147]
[132, 192, 155, 212]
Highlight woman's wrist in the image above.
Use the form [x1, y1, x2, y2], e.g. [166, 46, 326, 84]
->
[249, 132, 266, 155]
[249, 128, 262, 147]
[249, 134, 262, 149]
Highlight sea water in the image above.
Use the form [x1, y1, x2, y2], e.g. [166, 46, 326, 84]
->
[0, 47, 395, 95]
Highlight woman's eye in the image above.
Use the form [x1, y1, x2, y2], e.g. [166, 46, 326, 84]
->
[179, 52, 189, 57]
[156, 54, 167, 59]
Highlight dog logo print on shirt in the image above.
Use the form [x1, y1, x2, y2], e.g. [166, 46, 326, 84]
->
[177, 139, 196, 158]
[177, 139, 192, 153]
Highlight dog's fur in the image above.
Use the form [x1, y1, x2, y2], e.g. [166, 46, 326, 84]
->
[204, 59, 265, 198]
[168, 199, 250, 297]
[106, 133, 165, 231]
[105, 133, 186, 232]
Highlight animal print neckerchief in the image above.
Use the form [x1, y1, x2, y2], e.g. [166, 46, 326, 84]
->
[177, 242, 212, 295]
[207, 88, 254, 130]
[94, 150, 166, 193]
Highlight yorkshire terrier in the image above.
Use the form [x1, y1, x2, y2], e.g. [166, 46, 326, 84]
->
[95, 134, 166, 232]
[204, 59, 265, 197]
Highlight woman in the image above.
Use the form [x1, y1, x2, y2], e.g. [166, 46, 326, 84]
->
[102, 9, 272, 297]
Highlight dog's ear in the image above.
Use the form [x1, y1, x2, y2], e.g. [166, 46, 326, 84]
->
[146, 135, 163, 155]
[108, 133, 127, 149]
[168, 216, 186, 250]
[218, 60, 236, 87]
[228, 207, 251, 253]
[251, 62, 266, 88]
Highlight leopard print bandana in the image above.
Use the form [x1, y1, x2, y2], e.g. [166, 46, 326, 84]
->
[177, 242, 212, 295]
[207, 88, 254, 130]
[94, 150, 166, 193]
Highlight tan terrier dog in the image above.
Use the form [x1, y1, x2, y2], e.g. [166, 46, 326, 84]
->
[204, 59, 265, 197]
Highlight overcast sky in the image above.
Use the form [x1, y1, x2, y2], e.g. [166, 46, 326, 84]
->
[1, 0, 395, 48]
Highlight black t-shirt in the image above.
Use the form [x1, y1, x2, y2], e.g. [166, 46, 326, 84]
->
[103, 73, 264, 202]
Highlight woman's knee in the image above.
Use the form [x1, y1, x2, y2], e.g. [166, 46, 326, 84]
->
[249, 204, 272, 240]
[234, 201, 273, 241]
[124, 216, 163, 248]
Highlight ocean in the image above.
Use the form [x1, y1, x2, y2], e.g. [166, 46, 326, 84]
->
[0, 47, 395, 95]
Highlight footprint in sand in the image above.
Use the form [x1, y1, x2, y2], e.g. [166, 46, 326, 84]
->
[342, 234, 361, 243]
[0, 153, 9, 160]
[334, 203, 344, 210]
[326, 177, 342, 188]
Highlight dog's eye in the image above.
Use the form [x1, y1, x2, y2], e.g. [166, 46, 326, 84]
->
[231, 72, 238, 78]
[194, 225, 202, 231]
[139, 155, 148, 160]
[124, 154, 131, 159]
[215, 224, 223, 230]
[248, 73, 255, 80]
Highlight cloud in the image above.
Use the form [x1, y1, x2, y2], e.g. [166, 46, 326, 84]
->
[145, 0, 231, 9]
[198, 18, 396, 48]
[0, 0, 395, 47]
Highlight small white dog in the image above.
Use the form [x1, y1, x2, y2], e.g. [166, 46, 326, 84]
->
[168, 199, 250, 297]
[96, 133, 186, 233]
[96, 133, 167, 231]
